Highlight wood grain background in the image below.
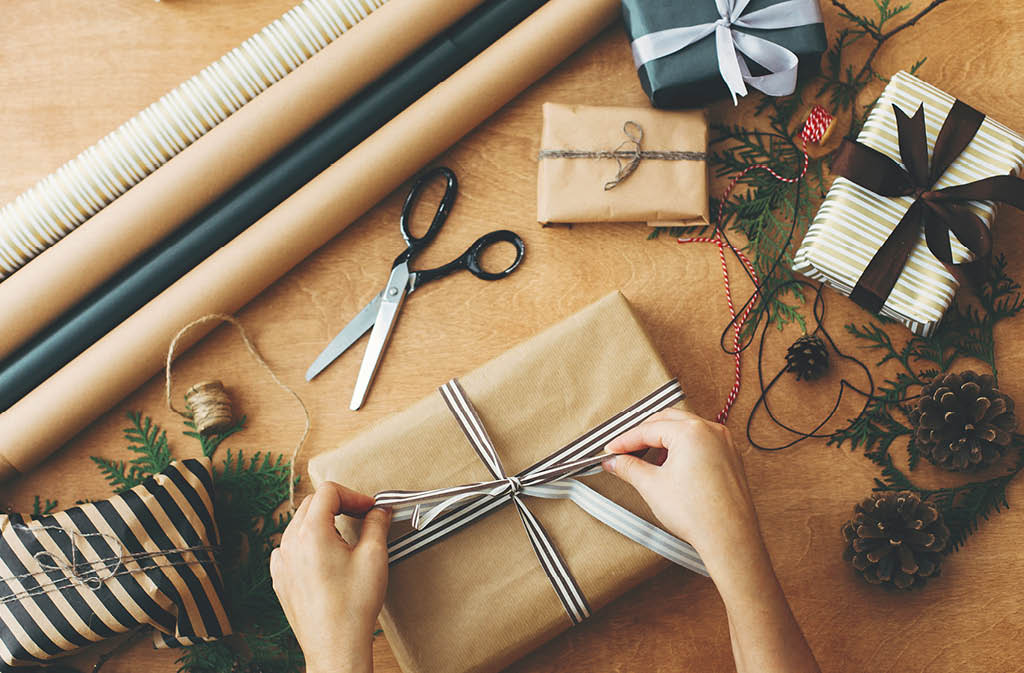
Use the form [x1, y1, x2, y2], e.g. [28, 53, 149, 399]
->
[3, 1, 1024, 671]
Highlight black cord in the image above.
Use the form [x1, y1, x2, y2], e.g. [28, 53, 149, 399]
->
[698, 144, 886, 451]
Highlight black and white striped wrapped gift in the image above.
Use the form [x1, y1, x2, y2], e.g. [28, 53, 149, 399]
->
[0, 458, 230, 671]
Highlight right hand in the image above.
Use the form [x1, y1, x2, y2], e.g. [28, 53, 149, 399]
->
[602, 408, 762, 564]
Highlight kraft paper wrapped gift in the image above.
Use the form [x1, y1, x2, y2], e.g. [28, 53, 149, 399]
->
[793, 71, 1024, 337]
[308, 291, 706, 673]
[536, 103, 709, 226]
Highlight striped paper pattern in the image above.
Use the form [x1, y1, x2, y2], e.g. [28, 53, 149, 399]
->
[0, 0, 386, 280]
[793, 71, 1024, 336]
[0, 459, 229, 671]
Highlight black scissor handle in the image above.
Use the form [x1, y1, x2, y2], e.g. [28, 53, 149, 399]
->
[412, 229, 525, 288]
[399, 166, 457, 251]
[464, 229, 525, 280]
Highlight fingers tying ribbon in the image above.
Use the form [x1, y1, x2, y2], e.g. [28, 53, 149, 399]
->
[373, 379, 707, 626]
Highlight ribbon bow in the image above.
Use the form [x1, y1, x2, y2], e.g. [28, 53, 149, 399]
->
[374, 379, 707, 625]
[629, 0, 824, 105]
[832, 101, 1024, 313]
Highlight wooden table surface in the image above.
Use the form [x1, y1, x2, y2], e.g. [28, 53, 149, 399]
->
[3, 1, 1024, 671]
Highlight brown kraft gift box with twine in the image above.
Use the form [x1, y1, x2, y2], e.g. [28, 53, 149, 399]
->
[537, 103, 709, 226]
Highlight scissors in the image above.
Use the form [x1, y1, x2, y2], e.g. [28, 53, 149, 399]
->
[306, 165, 526, 410]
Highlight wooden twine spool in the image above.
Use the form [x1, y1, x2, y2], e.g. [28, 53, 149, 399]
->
[165, 314, 310, 509]
[184, 380, 234, 436]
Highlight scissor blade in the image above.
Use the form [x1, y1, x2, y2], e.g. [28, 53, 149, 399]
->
[305, 293, 383, 381]
[350, 264, 411, 410]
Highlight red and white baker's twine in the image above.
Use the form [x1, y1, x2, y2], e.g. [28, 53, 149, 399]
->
[678, 106, 833, 424]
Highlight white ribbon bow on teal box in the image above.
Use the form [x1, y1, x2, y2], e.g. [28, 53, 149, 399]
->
[630, 0, 824, 105]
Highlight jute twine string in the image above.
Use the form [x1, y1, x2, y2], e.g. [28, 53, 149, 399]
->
[3, 525, 215, 603]
[537, 121, 707, 190]
[165, 314, 309, 510]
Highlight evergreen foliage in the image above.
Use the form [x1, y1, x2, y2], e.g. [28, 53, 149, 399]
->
[831, 256, 1024, 554]
[90, 412, 302, 673]
[650, 0, 945, 338]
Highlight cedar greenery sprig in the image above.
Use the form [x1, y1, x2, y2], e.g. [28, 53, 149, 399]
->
[91, 411, 173, 493]
[86, 412, 303, 673]
[184, 414, 247, 458]
[650, 0, 948, 337]
[831, 255, 1024, 554]
[31, 495, 59, 516]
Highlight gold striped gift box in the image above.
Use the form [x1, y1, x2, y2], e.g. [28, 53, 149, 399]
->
[0, 458, 230, 671]
[793, 71, 1024, 336]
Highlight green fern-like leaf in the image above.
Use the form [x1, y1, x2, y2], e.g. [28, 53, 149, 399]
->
[31, 495, 59, 516]
[184, 414, 247, 457]
[175, 640, 236, 673]
[123, 411, 173, 477]
[89, 456, 143, 493]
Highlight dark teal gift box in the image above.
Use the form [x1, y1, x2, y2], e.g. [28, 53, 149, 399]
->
[622, 0, 828, 108]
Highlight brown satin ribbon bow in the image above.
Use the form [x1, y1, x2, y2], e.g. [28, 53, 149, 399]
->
[832, 100, 1024, 313]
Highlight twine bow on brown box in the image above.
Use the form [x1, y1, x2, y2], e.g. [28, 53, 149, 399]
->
[832, 100, 1024, 313]
[538, 121, 705, 190]
[536, 103, 709, 226]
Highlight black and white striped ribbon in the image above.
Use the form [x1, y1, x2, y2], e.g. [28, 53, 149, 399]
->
[374, 379, 707, 626]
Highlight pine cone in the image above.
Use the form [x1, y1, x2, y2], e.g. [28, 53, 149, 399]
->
[785, 334, 829, 380]
[908, 371, 1016, 472]
[842, 491, 949, 589]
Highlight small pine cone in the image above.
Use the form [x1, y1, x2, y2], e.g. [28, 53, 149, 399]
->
[785, 334, 829, 381]
[841, 491, 949, 589]
[908, 371, 1016, 472]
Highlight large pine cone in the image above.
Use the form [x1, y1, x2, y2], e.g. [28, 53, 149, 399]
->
[842, 491, 949, 589]
[908, 371, 1016, 472]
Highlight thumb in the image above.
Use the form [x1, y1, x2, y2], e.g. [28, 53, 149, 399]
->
[603, 453, 657, 494]
[356, 506, 392, 556]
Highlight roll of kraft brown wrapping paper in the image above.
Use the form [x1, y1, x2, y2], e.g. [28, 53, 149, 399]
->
[0, 0, 621, 482]
[0, 0, 486, 363]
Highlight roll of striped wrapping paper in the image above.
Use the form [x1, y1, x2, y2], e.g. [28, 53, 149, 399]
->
[0, 459, 229, 671]
[793, 71, 1024, 337]
[0, 0, 385, 280]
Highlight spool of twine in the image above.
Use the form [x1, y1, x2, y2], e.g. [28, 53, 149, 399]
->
[184, 380, 234, 436]
[799, 104, 845, 159]
[165, 314, 309, 509]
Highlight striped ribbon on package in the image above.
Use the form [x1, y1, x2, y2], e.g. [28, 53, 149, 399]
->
[0, 459, 229, 671]
[793, 71, 1024, 336]
[0, 0, 385, 280]
[375, 379, 707, 626]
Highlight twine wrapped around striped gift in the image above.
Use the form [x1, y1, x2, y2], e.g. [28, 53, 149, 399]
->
[793, 71, 1024, 336]
[0, 459, 229, 671]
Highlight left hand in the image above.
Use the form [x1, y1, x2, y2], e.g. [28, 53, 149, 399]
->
[270, 482, 392, 673]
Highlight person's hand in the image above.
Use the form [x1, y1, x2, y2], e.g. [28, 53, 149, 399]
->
[604, 409, 822, 673]
[270, 482, 392, 673]
[602, 408, 760, 565]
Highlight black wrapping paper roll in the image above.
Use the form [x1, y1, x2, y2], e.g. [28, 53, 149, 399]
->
[0, 0, 547, 412]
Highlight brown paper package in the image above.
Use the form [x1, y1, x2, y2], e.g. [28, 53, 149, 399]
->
[309, 291, 693, 673]
[537, 103, 709, 226]
[0, 0, 621, 482]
